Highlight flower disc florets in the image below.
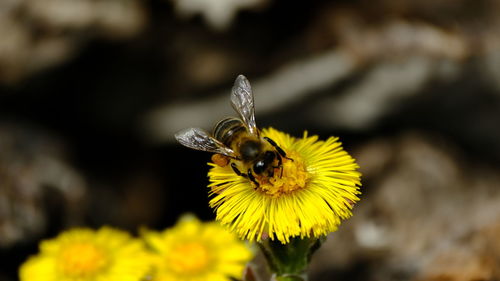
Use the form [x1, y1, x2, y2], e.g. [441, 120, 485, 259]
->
[257, 151, 308, 197]
[19, 227, 151, 281]
[208, 128, 362, 244]
[141, 215, 253, 281]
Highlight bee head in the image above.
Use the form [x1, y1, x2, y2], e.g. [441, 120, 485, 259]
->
[253, 151, 276, 175]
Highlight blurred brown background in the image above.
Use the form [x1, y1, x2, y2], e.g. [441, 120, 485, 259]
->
[1, 0, 500, 280]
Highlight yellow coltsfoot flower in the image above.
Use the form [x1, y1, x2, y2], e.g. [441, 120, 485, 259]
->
[142, 215, 253, 281]
[19, 227, 152, 281]
[208, 128, 362, 244]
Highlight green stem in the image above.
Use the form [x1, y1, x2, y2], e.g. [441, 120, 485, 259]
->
[274, 275, 308, 281]
[258, 237, 324, 281]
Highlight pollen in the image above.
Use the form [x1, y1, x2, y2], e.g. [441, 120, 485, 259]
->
[169, 242, 211, 273]
[58, 242, 108, 277]
[258, 151, 309, 197]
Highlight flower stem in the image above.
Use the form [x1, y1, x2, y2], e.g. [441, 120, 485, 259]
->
[258, 237, 324, 281]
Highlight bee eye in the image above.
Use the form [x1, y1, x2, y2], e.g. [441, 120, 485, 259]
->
[253, 161, 266, 174]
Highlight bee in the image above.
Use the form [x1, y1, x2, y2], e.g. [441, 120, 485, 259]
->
[174, 75, 290, 187]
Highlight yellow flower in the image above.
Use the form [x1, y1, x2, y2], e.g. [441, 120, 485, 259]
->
[208, 128, 362, 244]
[19, 227, 151, 281]
[142, 215, 253, 281]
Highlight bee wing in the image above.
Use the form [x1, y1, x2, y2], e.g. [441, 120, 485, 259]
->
[174, 128, 236, 157]
[230, 75, 259, 136]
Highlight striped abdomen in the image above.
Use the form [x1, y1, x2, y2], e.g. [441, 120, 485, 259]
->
[213, 117, 247, 147]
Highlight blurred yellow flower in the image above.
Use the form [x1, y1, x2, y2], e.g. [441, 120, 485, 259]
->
[208, 128, 362, 243]
[142, 215, 253, 281]
[19, 227, 151, 281]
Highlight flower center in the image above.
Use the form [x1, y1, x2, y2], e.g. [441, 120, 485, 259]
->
[58, 242, 108, 277]
[257, 151, 309, 197]
[169, 242, 210, 273]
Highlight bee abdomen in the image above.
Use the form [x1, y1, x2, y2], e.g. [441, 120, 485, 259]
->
[213, 117, 246, 147]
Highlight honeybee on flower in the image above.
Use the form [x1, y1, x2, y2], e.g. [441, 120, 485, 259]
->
[175, 75, 290, 187]
[175, 75, 362, 244]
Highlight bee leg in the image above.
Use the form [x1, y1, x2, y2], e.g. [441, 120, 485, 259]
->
[231, 163, 259, 187]
[247, 169, 259, 187]
[264, 137, 293, 161]
[231, 163, 247, 178]
[268, 168, 274, 178]
[268, 151, 285, 178]
[270, 165, 284, 178]
[274, 153, 284, 178]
